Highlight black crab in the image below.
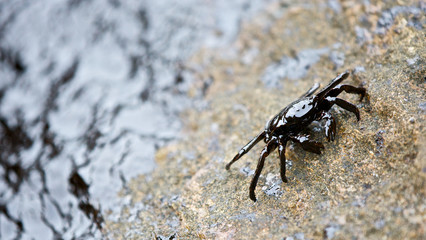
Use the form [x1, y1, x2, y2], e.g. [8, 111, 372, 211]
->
[226, 70, 366, 202]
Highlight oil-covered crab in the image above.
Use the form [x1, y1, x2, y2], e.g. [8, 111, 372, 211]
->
[226, 70, 366, 202]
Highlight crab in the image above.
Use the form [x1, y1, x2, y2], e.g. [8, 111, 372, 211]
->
[226, 70, 366, 202]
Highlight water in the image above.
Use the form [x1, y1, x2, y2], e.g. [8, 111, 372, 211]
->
[0, 0, 275, 239]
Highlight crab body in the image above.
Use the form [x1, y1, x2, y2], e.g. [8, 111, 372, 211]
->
[265, 97, 319, 140]
[226, 71, 366, 202]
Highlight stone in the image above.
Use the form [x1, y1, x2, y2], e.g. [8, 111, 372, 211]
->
[105, 0, 425, 239]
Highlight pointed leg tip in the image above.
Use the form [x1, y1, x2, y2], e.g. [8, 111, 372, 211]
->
[280, 173, 288, 183]
[360, 90, 366, 102]
[326, 132, 331, 142]
[249, 194, 257, 202]
[342, 71, 350, 79]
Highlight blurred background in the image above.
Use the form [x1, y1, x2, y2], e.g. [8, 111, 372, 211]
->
[0, 0, 275, 239]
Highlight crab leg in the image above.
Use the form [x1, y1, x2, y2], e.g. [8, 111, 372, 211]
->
[316, 71, 350, 100]
[327, 84, 366, 101]
[300, 82, 320, 98]
[319, 111, 336, 142]
[290, 134, 324, 154]
[326, 97, 360, 121]
[278, 141, 288, 183]
[226, 131, 265, 170]
[249, 138, 277, 202]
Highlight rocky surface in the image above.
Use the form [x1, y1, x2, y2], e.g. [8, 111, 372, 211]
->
[0, 0, 275, 239]
[105, 0, 426, 239]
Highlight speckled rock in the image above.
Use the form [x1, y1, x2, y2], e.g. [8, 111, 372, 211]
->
[105, 0, 425, 239]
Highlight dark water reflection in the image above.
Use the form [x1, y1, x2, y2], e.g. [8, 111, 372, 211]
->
[0, 0, 274, 239]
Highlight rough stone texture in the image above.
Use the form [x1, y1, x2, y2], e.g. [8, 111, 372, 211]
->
[105, 0, 425, 239]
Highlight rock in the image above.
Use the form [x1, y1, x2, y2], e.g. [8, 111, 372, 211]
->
[105, 0, 425, 239]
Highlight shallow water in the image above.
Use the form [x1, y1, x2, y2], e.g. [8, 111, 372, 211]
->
[0, 0, 275, 238]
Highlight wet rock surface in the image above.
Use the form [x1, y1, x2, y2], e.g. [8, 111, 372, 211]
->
[0, 0, 274, 239]
[105, 0, 425, 239]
